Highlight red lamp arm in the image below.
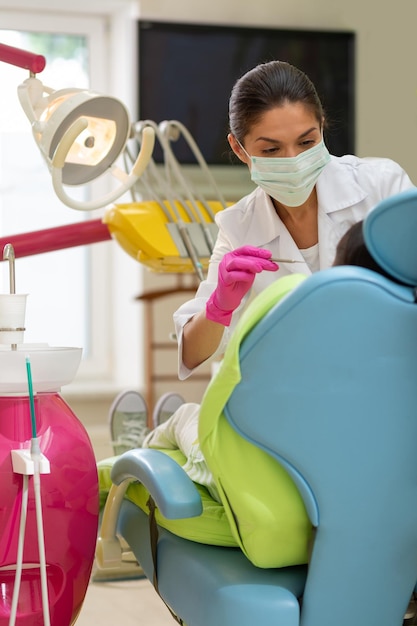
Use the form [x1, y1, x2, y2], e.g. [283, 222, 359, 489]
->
[0, 42, 46, 74]
[0, 220, 112, 259]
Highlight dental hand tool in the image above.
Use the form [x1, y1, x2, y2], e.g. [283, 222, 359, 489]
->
[3, 243, 18, 351]
[269, 258, 305, 263]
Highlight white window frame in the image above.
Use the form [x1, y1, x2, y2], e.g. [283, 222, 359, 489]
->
[0, 6, 144, 393]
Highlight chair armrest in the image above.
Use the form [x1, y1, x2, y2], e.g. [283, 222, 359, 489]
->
[96, 448, 203, 571]
[111, 448, 203, 519]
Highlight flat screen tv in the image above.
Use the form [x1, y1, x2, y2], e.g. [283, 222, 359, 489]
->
[138, 21, 355, 165]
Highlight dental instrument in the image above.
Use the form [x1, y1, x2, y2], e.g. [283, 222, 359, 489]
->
[26, 357, 51, 626]
[126, 120, 217, 281]
[3, 244, 16, 294]
[159, 119, 225, 252]
[3, 244, 18, 351]
[9, 356, 52, 626]
[269, 258, 305, 263]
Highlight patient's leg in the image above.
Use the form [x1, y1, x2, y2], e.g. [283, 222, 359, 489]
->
[142, 403, 220, 502]
[142, 402, 200, 451]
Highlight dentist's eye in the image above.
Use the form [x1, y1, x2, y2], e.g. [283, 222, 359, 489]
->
[261, 147, 280, 156]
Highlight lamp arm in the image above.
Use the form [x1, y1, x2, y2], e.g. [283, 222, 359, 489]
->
[17, 77, 56, 136]
[17, 77, 45, 124]
[50, 125, 155, 211]
[0, 43, 46, 74]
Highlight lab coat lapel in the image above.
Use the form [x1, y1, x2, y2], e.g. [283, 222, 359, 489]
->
[276, 223, 312, 275]
[277, 208, 344, 273]
[250, 191, 311, 275]
[317, 209, 347, 269]
[316, 158, 368, 269]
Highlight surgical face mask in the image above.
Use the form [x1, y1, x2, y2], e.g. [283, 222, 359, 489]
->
[240, 139, 331, 207]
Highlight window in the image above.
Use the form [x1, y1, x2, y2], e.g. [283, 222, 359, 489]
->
[0, 10, 143, 391]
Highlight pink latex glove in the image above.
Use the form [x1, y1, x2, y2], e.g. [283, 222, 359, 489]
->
[205, 245, 279, 326]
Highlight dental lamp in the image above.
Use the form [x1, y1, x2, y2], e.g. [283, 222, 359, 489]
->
[0, 42, 155, 211]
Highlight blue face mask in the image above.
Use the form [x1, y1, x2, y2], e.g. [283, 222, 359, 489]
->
[241, 140, 331, 207]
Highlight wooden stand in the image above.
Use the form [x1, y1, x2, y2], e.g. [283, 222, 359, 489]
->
[135, 276, 210, 422]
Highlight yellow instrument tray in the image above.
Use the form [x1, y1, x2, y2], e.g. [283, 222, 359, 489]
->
[104, 200, 226, 273]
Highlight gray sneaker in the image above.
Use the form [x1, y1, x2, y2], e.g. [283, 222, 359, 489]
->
[152, 392, 185, 429]
[109, 390, 150, 455]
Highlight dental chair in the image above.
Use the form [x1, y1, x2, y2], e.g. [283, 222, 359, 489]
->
[97, 188, 417, 626]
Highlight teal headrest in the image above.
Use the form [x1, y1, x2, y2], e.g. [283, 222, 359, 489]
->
[364, 187, 417, 286]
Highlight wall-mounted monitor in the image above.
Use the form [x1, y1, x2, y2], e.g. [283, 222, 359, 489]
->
[138, 20, 355, 166]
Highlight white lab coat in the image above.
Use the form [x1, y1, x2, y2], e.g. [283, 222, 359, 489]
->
[174, 154, 415, 379]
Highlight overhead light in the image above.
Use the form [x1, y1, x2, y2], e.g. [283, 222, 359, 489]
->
[18, 77, 155, 211]
[32, 87, 130, 185]
[0, 42, 154, 211]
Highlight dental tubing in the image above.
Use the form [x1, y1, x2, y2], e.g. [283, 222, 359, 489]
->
[31, 439, 50, 626]
[9, 357, 51, 626]
[26, 358, 50, 625]
[8, 474, 29, 626]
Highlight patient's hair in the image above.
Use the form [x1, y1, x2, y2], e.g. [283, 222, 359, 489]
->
[333, 220, 394, 281]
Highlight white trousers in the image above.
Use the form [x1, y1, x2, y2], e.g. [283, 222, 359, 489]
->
[142, 403, 220, 502]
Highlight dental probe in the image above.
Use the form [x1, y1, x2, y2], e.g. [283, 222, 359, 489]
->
[269, 258, 305, 263]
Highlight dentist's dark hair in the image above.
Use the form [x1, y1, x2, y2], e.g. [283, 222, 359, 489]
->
[228, 60, 325, 144]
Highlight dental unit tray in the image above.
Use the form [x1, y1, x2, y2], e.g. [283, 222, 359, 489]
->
[110, 119, 230, 276]
[104, 199, 223, 274]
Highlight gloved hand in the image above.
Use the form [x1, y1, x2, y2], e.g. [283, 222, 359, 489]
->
[205, 245, 279, 326]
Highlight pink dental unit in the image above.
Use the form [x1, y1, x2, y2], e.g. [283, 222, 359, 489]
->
[0, 247, 98, 626]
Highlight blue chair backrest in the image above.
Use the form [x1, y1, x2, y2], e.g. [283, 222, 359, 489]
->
[223, 189, 417, 626]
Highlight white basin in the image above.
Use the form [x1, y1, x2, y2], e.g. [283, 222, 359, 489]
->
[0, 344, 82, 393]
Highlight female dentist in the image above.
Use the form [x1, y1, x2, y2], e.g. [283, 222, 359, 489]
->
[174, 60, 415, 378]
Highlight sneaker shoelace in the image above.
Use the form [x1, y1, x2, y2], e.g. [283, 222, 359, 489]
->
[112, 414, 150, 450]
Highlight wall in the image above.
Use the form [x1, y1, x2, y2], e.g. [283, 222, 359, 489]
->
[137, 0, 417, 183]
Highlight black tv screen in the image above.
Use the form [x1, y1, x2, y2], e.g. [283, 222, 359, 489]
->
[138, 21, 355, 165]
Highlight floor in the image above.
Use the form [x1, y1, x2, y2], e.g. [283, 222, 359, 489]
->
[76, 579, 175, 626]
[75, 422, 176, 626]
